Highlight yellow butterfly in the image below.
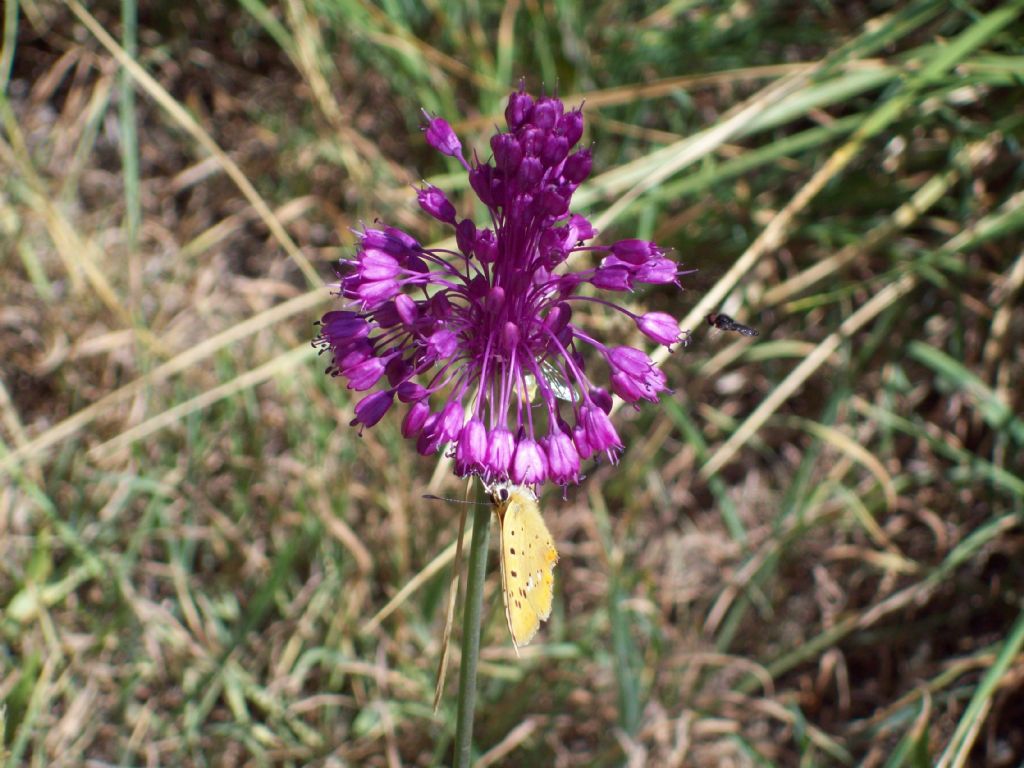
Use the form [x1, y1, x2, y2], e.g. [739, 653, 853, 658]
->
[488, 483, 559, 649]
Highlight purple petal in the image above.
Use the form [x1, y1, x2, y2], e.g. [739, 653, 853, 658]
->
[611, 239, 661, 265]
[418, 185, 457, 224]
[545, 431, 580, 485]
[350, 391, 394, 430]
[402, 401, 430, 438]
[637, 311, 683, 346]
[421, 113, 463, 159]
[511, 438, 548, 485]
[505, 90, 534, 130]
[455, 418, 487, 475]
[484, 427, 515, 476]
[345, 358, 386, 391]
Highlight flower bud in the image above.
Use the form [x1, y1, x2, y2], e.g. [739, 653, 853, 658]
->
[607, 347, 668, 402]
[421, 112, 463, 159]
[502, 321, 520, 353]
[319, 311, 370, 344]
[590, 387, 613, 414]
[545, 431, 580, 485]
[456, 218, 477, 258]
[511, 438, 547, 485]
[355, 279, 399, 307]
[394, 293, 418, 326]
[538, 186, 570, 217]
[636, 257, 678, 284]
[485, 427, 515, 475]
[636, 312, 683, 346]
[385, 356, 412, 386]
[455, 418, 488, 475]
[350, 390, 394, 430]
[545, 302, 572, 337]
[359, 250, 401, 280]
[416, 413, 443, 455]
[572, 423, 593, 460]
[475, 228, 497, 263]
[491, 133, 523, 174]
[418, 185, 457, 224]
[520, 127, 545, 157]
[611, 239, 661, 265]
[516, 157, 544, 189]
[559, 109, 584, 147]
[397, 381, 428, 403]
[402, 400, 430, 437]
[505, 90, 534, 129]
[579, 405, 622, 456]
[532, 97, 563, 130]
[344, 357, 386, 391]
[424, 329, 458, 362]
[562, 148, 592, 183]
[591, 266, 633, 291]
[540, 135, 569, 167]
[469, 165, 495, 207]
[436, 401, 464, 442]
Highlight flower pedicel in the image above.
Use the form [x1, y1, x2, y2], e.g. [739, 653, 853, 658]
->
[315, 88, 687, 488]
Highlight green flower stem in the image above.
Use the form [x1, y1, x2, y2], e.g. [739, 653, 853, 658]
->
[453, 497, 492, 768]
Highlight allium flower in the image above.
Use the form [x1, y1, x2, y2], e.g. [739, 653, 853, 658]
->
[315, 87, 687, 487]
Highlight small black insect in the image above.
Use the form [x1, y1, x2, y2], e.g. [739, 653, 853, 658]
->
[705, 312, 759, 337]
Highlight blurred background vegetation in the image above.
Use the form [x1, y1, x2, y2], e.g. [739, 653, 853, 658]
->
[2, 0, 1024, 765]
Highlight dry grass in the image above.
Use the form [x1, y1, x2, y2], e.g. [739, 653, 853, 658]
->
[2, 1, 1024, 766]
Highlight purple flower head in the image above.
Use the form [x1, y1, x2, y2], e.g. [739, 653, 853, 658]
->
[315, 87, 688, 487]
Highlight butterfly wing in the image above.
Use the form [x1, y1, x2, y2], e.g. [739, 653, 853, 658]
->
[497, 487, 559, 648]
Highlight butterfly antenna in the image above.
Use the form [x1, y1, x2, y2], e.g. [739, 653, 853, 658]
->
[423, 494, 487, 506]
